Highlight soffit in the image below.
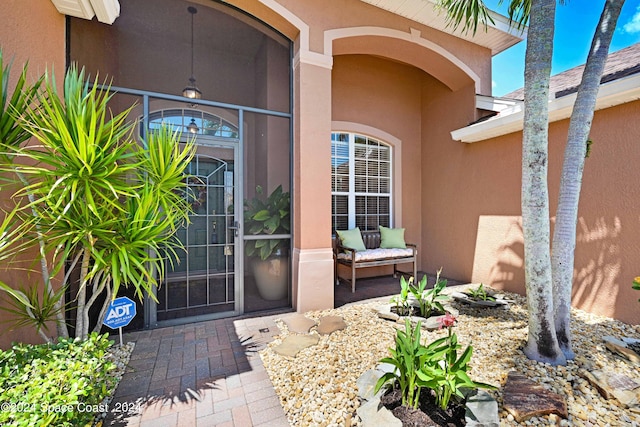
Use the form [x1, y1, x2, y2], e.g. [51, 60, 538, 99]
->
[451, 73, 640, 143]
[360, 0, 525, 55]
[50, 0, 120, 24]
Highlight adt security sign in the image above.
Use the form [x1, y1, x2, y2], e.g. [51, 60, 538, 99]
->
[103, 297, 136, 330]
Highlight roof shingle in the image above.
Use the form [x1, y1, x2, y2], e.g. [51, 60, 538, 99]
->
[503, 42, 640, 100]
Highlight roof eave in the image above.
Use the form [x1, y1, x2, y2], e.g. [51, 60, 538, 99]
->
[50, 0, 120, 24]
[451, 73, 640, 143]
[360, 0, 526, 55]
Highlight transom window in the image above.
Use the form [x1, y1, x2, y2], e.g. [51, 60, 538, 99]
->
[331, 132, 392, 232]
[145, 109, 239, 138]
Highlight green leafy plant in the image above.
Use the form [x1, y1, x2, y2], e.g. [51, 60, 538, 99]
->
[0, 62, 194, 340]
[391, 276, 413, 316]
[418, 314, 496, 410]
[244, 185, 290, 260]
[0, 333, 116, 426]
[375, 319, 431, 409]
[410, 268, 450, 318]
[467, 283, 495, 301]
[375, 314, 495, 412]
[633, 277, 640, 302]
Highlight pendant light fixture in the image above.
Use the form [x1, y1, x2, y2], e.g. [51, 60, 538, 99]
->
[182, 6, 202, 99]
[187, 118, 199, 134]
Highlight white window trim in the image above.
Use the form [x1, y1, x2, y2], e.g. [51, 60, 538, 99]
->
[332, 121, 403, 228]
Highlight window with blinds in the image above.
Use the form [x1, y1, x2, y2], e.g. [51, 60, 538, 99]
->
[331, 132, 391, 232]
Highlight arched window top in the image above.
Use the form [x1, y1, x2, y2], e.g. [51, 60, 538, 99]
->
[146, 109, 239, 138]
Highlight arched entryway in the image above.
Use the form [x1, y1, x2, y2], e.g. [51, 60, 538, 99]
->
[68, 0, 293, 327]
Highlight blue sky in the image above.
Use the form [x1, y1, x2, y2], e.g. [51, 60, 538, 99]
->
[486, 0, 640, 96]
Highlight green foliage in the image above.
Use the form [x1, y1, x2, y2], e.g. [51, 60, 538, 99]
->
[244, 185, 290, 260]
[467, 283, 495, 301]
[0, 333, 116, 426]
[375, 319, 431, 409]
[418, 317, 496, 410]
[0, 50, 43, 153]
[435, 0, 530, 35]
[0, 62, 194, 338]
[375, 315, 496, 411]
[390, 276, 412, 316]
[0, 280, 67, 336]
[391, 270, 450, 318]
[411, 269, 450, 318]
[633, 277, 640, 302]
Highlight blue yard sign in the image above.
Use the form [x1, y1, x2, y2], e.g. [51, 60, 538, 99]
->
[103, 296, 136, 330]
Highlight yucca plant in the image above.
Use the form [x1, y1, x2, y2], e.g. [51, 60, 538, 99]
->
[0, 61, 194, 340]
[0, 50, 65, 341]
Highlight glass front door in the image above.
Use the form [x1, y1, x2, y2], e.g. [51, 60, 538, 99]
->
[156, 144, 240, 322]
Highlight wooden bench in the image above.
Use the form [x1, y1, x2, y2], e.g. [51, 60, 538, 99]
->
[332, 230, 417, 293]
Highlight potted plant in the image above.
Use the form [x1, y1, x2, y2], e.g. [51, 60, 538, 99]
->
[244, 185, 290, 300]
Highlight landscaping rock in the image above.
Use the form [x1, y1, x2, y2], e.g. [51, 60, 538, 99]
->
[272, 333, 319, 357]
[622, 337, 640, 346]
[465, 390, 499, 427]
[282, 313, 316, 333]
[375, 304, 400, 322]
[605, 340, 640, 364]
[317, 315, 347, 335]
[422, 314, 446, 331]
[581, 370, 640, 408]
[603, 335, 628, 347]
[502, 371, 568, 422]
[450, 291, 510, 308]
[261, 295, 640, 426]
[356, 369, 384, 400]
[356, 395, 402, 427]
[443, 304, 459, 317]
[376, 362, 397, 375]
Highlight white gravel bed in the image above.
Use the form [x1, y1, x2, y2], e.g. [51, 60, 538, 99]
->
[259, 291, 640, 427]
[94, 341, 135, 426]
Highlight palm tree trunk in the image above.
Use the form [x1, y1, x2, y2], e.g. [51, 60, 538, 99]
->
[551, 0, 625, 359]
[521, 0, 565, 365]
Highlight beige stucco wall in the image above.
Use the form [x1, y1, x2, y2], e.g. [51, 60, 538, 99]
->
[427, 99, 640, 326]
[249, 0, 490, 310]
[0, 0, 65, 348]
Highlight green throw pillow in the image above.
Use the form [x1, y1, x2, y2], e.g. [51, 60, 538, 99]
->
[336, 227, 366, 252]
[379, 225, 406, 249]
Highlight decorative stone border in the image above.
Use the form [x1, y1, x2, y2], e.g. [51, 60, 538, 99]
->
[449, 291, 512, 309]
[375, 302, 459, 331]
[355, 363, 500, 427]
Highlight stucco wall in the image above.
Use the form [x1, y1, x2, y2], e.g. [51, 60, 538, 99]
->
[0, 0, 65, 348]
[420, 78, 481, 282]
[332, 54, 424, 279]
[430, 99, 640, 326]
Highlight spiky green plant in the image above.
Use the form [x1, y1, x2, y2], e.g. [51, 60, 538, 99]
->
[0, 62, 194, 340]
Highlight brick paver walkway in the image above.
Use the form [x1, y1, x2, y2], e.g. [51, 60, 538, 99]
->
[104, 313, 291, 427]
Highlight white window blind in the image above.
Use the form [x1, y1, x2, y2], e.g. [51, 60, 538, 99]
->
[331, 132, 392, 232]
